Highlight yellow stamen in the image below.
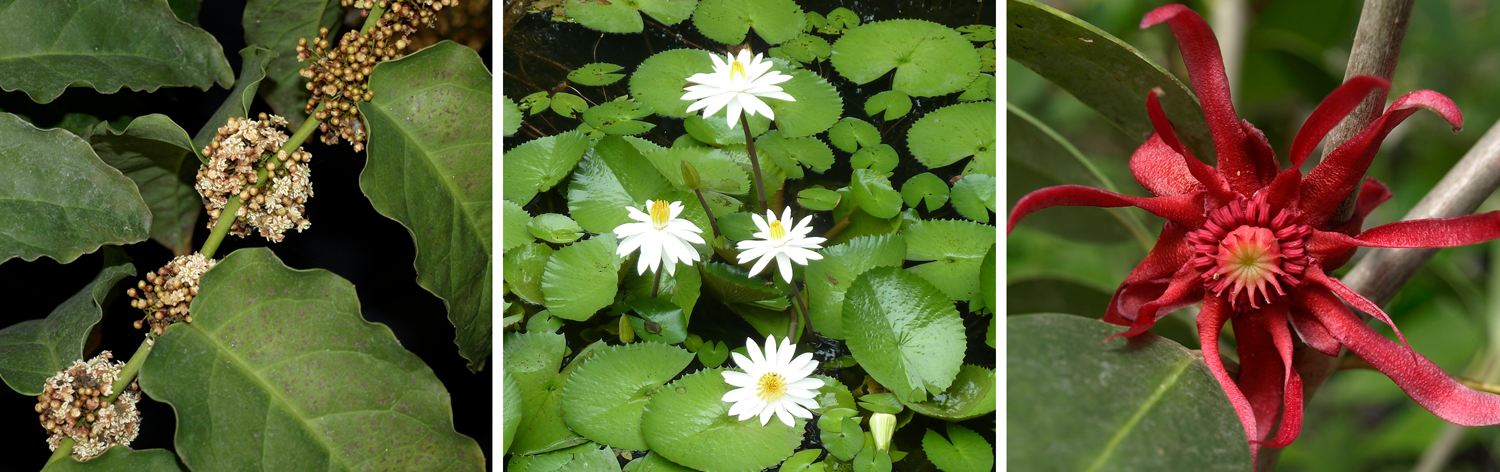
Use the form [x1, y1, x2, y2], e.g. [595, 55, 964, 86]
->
[769, 219, 786, 242]
[730, 60, 747, 81]
[756, 372, 787, 402]
[649, 201, 671, 230]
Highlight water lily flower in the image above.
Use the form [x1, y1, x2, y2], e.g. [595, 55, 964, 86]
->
[722, 335, 824, 427]
[736, 207, 826, 283]
[682, 49, 795, 129]
[614, 200, 705, 276]
[1008, 3, 1500, 460]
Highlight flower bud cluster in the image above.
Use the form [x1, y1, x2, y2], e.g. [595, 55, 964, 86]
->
[195, 114, 315, 243]
[38, 352, 142, 461]
[128, 253, 216, 337]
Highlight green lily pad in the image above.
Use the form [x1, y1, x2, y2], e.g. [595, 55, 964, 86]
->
[908, 102, 995, 174]
[827, 117, 880, 153]
[685, 112, 771, 146]
[561, 342, 695, 450]
[903, 364, 996, 421]
[566, 0, 698, 34]
[570, 62, 628, 86]
[691, 0, 806, 45]
[509, 442, 593, 472]
[798, 187, 842, 211]
[0, 257, 133, 395]
[139, 249, 484, 469]
[804, 12, 826, 32]
[642, 368, 804, 472]
[821, 417, 865, 461]
[504, 200, 533, 252]
[566, 136, 672, 233]
[781, 450, 824, 472]
[625, 452, 696, 472]
[821, 7, 859, 35]
[851, 169, 901, 219]
[831, 20, 979, 97]
[630, 49, 713, 118]
[905, 219, 995, 305]
[504, 371, 522, 456]
[504, 130, 591, 206]
[764, 63, 844, 138]
[527, 310, 566, 334]
[731, 302, 796, 341]
[543, 234, 623, 321]
[850, 144, 898, 174]
[698, 340, 729, 368]
[843, 268, 965, 403]
[950, 174, 997, 223]
[1008, 314, 1250, 471]
[528, 213, 585, 244]
[584, 97, 657, 136]
[806, 234, 905, 340]
[505, 96, 523, 136]
[504, 242, 554, 305]
[899, 173, 949, 212]
[645, 145, 750, 195]
[506, 331, 581, 455]
[629, 297, 688, 344]
[778, 33, 832, 63]
[854, 448, 892, 472]
[958, 73, 995, 101]
[923, 424, 993, 472]
[85, 114, 203, 256]
[756, 130, 834, 178]
[864, 90, 912, 121]
[977, 46, 996, 73]
[857, 393, 904, 414]
[718, 212, 759, 242]
[42, 447, 184, 471]
[699, 261, 784, 304]
[551, 92, 589, 119]
[522, 91, 552, 116]
[957, 24, 995, 42]
[811, 374, 857, 414]
[242, 0, 341, 130]
[622, 256, 703, 317]
[981, 245, 996, 314]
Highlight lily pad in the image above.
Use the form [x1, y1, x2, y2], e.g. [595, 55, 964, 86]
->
[699, 261, 784, 304]
[957, 24, 995, 42]
[628, 297, 688, 344]
[805, 234, 906, 340]
[504, 130, 590, 206]
[625, 452, 696, 472]
[561, 342, 695, 450]
[950, 174, 997, 223]
[857, 393, 904, 414]
[567, 0, 698, 34]
[811, 374, 857, 414]
[522, 91, 552, 116]
[843, 267, 965, 403]
[642, 368, 804, 472]
[778, 33, 832, 63]
[504, 242, 554, 305]
[831, 20, 979, 97]
[630, 49, 713, 118]
[851, 169, 901, 219]
[566, 136, 672, 233]
[903, 364, 996, 421]
[899, 173, 949, 212]
[528, 213, 584, 244]
[821, 7, 859, 35]
[821, 416, 864, 461]
[0, 258, 133, 395]
[645, 145, 750, 195]
[505, 331, 578, 456]
[551, 93, 589, 119]
[798, 187, 842, 211]
[583, 97, 657, 135]
[827, 117, 880, 153]
[504, 200, 533, 252]
[958, 73, 995, 101]
[691, 0, 806, 45]
[685, 109, 772, 146]
[756, 130, 834, 178]
[764, 62, 843, 138]
[850, 144, 898, 173]
[864, 90, 912, 121]
[505, 96, 523, 136]
[569, 62, 628, 86]
[905, 219, 995, 305]
[86, 114, 203, 255]
[922, 424, 993, 472]
[781, 450, 824, 472]
[698, 340, 729, 368]
[622, 257, 703, 316]
[907, 102, 995, 174]
[543, 234, 623, 321]
[504, 371, 522, 455]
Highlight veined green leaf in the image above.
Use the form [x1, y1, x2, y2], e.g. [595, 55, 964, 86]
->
[87, 114, 202, 256]
[831, 20, 979, 97]
[0, 257, 133, 395]
[193, 45, 275, 153]
[42, 447, 183, 471]
[561, 343, 695, 450]
[243, 0, 342, 129]
[692, 0, 806, 45]
[642, 368, 803, 472]
[843, 268, 965, 403]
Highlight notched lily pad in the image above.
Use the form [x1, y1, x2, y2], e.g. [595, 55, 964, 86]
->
[950, 174, 997, 223]
[827, 117, 880, 153]
[543, 234, 623, 321]
[843, 267, 965, 403]
[864, 90, 912, 121]
[831, 19, 979, 97]
[899, 172, 950, 212]
[583, 97, 656, 135]
[569, 62, 628, 86]
[527, 213, 584, 243]
[566, 0, 698, 34]
[560, 342, 694, 450]
[551, 92, 589, 118]
[642, 368, 803, 472]
[908, 101, 995, 175]
[692, 0, 807, 45]
[805, 234, 905, 339]
[851, 169, 901, 219]
[504, 129, 592, 206]
[798, 187, 841, 211]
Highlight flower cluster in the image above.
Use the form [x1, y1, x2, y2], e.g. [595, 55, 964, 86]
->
[127, 253, 216, 337]
[37, 352, 142, 461]
[195, 114, 314, 243]
[1008, 4, 1500, 459]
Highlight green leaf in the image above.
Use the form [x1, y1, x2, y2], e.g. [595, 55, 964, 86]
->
[570, 62, 628, 86]
[543, 234, 623, 321]
[42, 447, 184, 471]
[718, 212, 759, 242]
[908, 102, 995, 174]
[950, 174, 997, 223]
[851, 169, 901, 219]
[1007, 103, 1147, 243]
[628, 297, 688, 344]
[810, 374, 856, 415]
[779, 33, 832, 63]
[645, 145, 750, 195]
[764, 62, 844, 138]
[831, 20, 979, 97]
[977, 46, 995, 73]
[821, 417, 864, 461]
[361, 42, 492, 371]
[505, 243, 555, 305]
[691, 0, 806, 45]
[981, 244, 996, 314]
[139, 248, 484, 469]
[699, 261, 783, 304]
[853, 448, 892, 472]
[957, 24, 995, 42]
[504, 129, 592, 206]
[806, 234, 905, 340]
[566, 136, 672, 233]
[505, 96, 523, 136]
[922, 424, 994, 472]
[643, 368, 803, 472]
[504, 371, 523, 456]
[756, 130, 834, 178]
[583, 97, 657, 136]
[905, 219, 995, 305]
[827, 117, 880, 153]
[527, 310, 566, 334]
[857, 393, 904, 414]
[903, 364, 995, 421]
[843, 268, 965, 403]
[528, 213, 585, 244]
[243, 0, 342, 130]
[561, 342, 695, 450]
[958, 73, 995, 101]
[552, 92, 589, 118]
[622, 259, 702, 318]
[822, 7, 859, 35]
[850, 144, 898, 174]
[522, 91, 552, 116]
[504, 199, 534, 252]
[0, 0, 233, 103]
[684, 112, 770, 146]
[798, 187, 842, 211]
[804, 11, 826, 32]
[781, 450, 824, 472]
[193, 45, 275, 153]
[864, 91, 912, 121]
[505, 331, 584, 455]
[625, 452, 696, 472]
[697, 340, 729, 368]
[566, 0, 698, 34]
[0, 113, 151, 264]
[899, 173, 949, 212]
[1008, 0, 1213, 159]
[1009, 314, 1250, 470]
[630, 49, 713, 118]
[0, 258, 132, 395]
[86, 114, 202, 255]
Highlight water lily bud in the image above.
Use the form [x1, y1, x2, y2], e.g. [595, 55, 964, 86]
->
[680, 160, 701, 190]
[870, 412, 896, 451]
[619, 316, 635, 343]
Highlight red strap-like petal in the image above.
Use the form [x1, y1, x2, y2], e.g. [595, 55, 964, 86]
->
[1105, 264, 1203, 340]
[1143, 89, 1231, 197]
[1105, 222, 1194, 326]
[1301, 90, 1464, 226]
[1288, 299, 1343, 357]
[1289, 76, 1392, 169]
[1260, 305, 1304, 448]
[1232, 309, 1282, 445]
[1302, 264, 1411, 350]
[1007, 185, 1206, 233]
[1307, 212, 1500, 256]
[1197, 295, 1261, 462]
[1325, 177, 1394, 237]
[1261, 168, 1302, 218]
[1131, 133, 1205, 197]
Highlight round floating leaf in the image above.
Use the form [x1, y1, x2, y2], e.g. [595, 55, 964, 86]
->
[781, 450, 824, 472]
[853, 448, 892, 472]
[551, 92, 589, 118]
[509, 442, 593, 472]
[810, 374, 856, 414]
[642, 368, 803, 472]
[851, 169, 901, 219]
[899, 173, 949, 212]
[857, 393, 904, 414]
[138, 248, 485, 470]
[522, 91, 552, 116]
[903, 364, 995, 421]
[850, 144, 898, 173]
[504, 200, 533, 252]
[697, 341, 729, 368]
[843, 267, 965, 403]
[798, 187, 841, 211]
[831, 20, 979, 97]
[908, 102, 995, 173]
[568, 0, 698, 34]
[504, 130, 591, 206]
[806, 234, 905, 340]
[950, 174, 997, 223]
[631, 49, 712, 118]
[977, 46, 996, 72]
[764, 63, 843, 138]
[626, 451, 697, 472]
[85, 114, 203, 256]
[778, 33, 832, 63]
[543, 234, 623, 321]
[958, 73, 995, 101]
[718, 212, 759, 242]
[629, 297, 688, 344]
[42, 447, 184, 471]
[561, 342, 695, 450]
[504, 242, 554, 305]
[570, 62, 628, 86]
[905, 219, 995, 305]
[567, 136, 672, 233]
[645, 145, 750, 195]
[622, 253, 704, 316]
[691, 0, 806, 45]
[505, 95, 523, 135]
[820, 416, 864, 461]
[923, 424, 994, 472]
[957, 24, 995, 42]
[804, 12, 826, 32]
[1008, 314, 1250, 471]
[584, 97, 657, 136]
[684, 113, 771, 146]
[699, 260, 784, 305]
[864, 91, 912, 121]
[0, 259, 133, 395]
[504, 371, 523, 455]
[756, 130, 834, 178]
[827, 117, 880, 153]
[981, 245, 996, 314]
[821, 7, 859, 34]
[506, 331, 585, 455]
[527, 310, 566, 334]
[528, 213, 584, 244]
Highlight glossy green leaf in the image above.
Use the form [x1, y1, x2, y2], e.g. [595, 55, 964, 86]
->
[851, 169, 901, 219]
[958, 73, 995, 101]
[857, 393, 904, 414]
[625, 452, 696, 472]
[504, 371, 522, 456]
[684, 112, 771, 146]
[821, 417, 865, 461]
[908, 102, 995, 174]
[139, 248, 484, 470]
[509, 442, 592, 472]
[853, 448, 892, 472]
[1007, 103, 1146, 243]
[905, 219, 995, 305]
[0, 113, 151, 264]
[505, 243, 554, 305]
[505, 95, 523, 136]
[730, 302, 796, 341]
[0, 258, 132, 395]
[980, 244, 996, 314]
[622, 258, 702, 317]
[764, 60, 844, 138]
[543, 234, 623, 321]
[566, 0, 698, 34]
[86, 114, 202, 255]
[567, 136, 672, 233]
[642, 368, 803, 472]
[504, 129, 591, 206]
[569, 62, 628, 86]
[864, 90, 912, 121]
[756, 130, 834, 178]
[243, 0, 341, 129]
[844, 267, 965, 403]
[957, 24, 995, 42]
[361, 42, 492, 370]
[561, 342, 695, 450]
[629, 297, 688, 344]
[630, 49, 712, 118]
[691, 0, 806, 45]
[522, 91, 552, 116]
[951, 174, 997, 223]
[821, 7, 859, 35]
[645, 145, 749, 195]
[804, 11, 826, 32]
[850, 144, 898, 174]
[1006, 277, 1113, 317]
[192, 45, 274, 153]
[779, 33, 832, 63]
[799, 187, 842, 211]
[827, 117, 880, 153]
[899, 173, 949, 212]
[1008, 314, 1250, 471]
[831, 20, 979, 97]
[1008, 0, 1212, 159]
[505, 331, 583, 455]
[923, 424, 993, 472]
[718, 212, 759, 242]
[903, 364, 995, 421]
[527, 310, 565, 334]
[781, 450, 824, 472]
[0, 0, 233, 103]
[504, 199, 533, 252]
[978, 46, 996, 73]
[528, 213, 584, 244]
[806, 234, 905, 340]
[42, 447, 184, 471]
[697, 340, 729, 368]
[552, 92, 589, 118]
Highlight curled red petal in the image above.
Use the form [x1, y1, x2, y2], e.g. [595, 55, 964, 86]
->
[1288, 299, 1343, 357]
[1131, 133, 1205, 197]
[1260, 169, 1302, 218]
[1260, 305, 1304, 448]
[1197, 295, 1261, 462]
[1105, 280, 1165, 326]
[1007, 185, 1205, 234]
[1308, 212, 1500, 257]
[1290, 76, 1392, 169]
[1144, 89, 1231, 197]
[1302, 264, 1411, 350]
[1105, 264, 1203, 340]
[1106, 222, 1194, 325]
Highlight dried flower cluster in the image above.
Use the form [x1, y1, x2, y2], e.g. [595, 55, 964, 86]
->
[299, 0, 459, 150]
[127, 253, 216, 337]
[195, 114, 315, 243]
[37, 352, 142, 461]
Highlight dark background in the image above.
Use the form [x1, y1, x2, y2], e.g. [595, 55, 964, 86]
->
[0, 1, 493, 469]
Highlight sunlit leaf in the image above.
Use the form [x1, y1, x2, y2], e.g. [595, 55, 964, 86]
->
[583, 97, 657, 136]
[543, 234, 623, 321]
[505, 95, 523, 136]
[950, 174, 997, 223]
[905, 219, 994, 305]
[630, 49, 712, 118]
[922, 424, 994, 472]
[551, 92, 589, 119]
[0, 258, 132, 395]
[764, 63, 843, 138]
[504, 130, 592, 206]
[958, 73, 995, 101]
[625, 452, 696, 472]
[699, 261, 784, 305]
[642, 368, 803, 472]
[908, 102, 995, 174]
[957, 24, 995, 42]
[850, 144, 898, 173]
[756, 130, 834, 178]
[505, 331, 584, 455]
[691, 0, 806, 45]
[504, 200, 533, 253]
[528, 213, 584, 244]
[821, 7, 859, 35]
[899, 173, 949, 212]
[567, 0, 698, 34]
[504, 371, 523, 455]
[561, 342, 694, 450]
[827, 117, 880, 153]
[864, 90, 912, 121]
[831, 20, 979, 97]
[628, 297, 688, 344]
[778, 33, 832, 63]
[851, 169, 901, 219]
[567, 136, 672, 233]
[903, 364, 995, 421]
[798, 187, 841, 211]
[806, 235, 905, 340]
[522, 91, 552, 116]
[843, 267, 965, 403]
[569, 62, 628, 86]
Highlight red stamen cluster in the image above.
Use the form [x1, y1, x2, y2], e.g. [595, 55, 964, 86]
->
[1188, 194, 1310, 310]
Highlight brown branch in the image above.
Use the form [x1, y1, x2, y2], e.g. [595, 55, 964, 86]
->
[514, 48, 572, 72]
[503, 70, 547, 92]
[645, 17, 711, 51]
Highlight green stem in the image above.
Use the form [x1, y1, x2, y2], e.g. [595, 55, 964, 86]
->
[104, 340, 152, 405]
[47, 437, 75, 465]
[650, 266, 664, 298]
[741, 111, 768, 214]
[201, 104, 324, 260]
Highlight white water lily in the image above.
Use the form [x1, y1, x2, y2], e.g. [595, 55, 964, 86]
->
[682, 49, 796, 129]
[722, 335, 824, 427]
[735, 207, 826, 283]
[613, 200, 705, 276]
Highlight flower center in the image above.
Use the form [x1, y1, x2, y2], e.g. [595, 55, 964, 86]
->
[729, 59, 747, 81]
[756, 372, 787, 402]
[768, 220, 787, 245]
[1189, 194, 1311, 310]
[649, 201, 671, 230]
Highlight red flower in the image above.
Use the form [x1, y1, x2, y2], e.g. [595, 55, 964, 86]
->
[1008, 3, 1500, 460]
